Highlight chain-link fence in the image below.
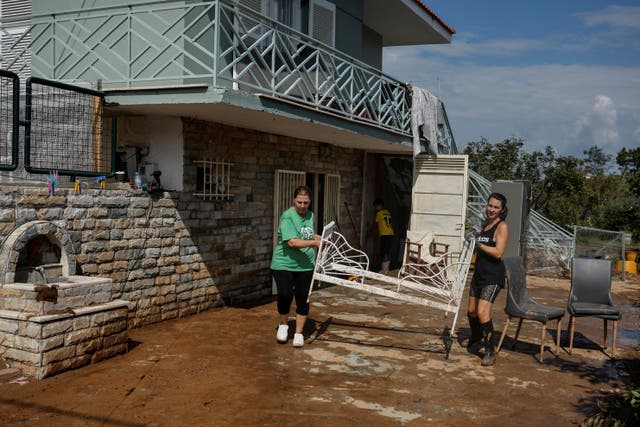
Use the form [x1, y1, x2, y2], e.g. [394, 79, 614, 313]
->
[0, 69, 18, 170]
[573, 226, 628, 280]
[25, 77, 114, 177]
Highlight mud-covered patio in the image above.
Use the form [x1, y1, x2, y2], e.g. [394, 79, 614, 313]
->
[0, 275, 638, 426]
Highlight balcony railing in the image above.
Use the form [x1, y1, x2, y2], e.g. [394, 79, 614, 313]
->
[0, 0, 416, 138]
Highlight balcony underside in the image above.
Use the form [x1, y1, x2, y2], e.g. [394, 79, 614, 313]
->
[365, 0, 453, 46]
[105, 85, 414, 154]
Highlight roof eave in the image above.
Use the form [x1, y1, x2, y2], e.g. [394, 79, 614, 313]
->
[364, 0, 455, 47]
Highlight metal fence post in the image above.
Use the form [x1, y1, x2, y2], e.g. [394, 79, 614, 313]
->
[621, 234, 626, 282]
[128, 5, 132, 87]
[52, 15, 56, 80]
[213, 0, 219, 87]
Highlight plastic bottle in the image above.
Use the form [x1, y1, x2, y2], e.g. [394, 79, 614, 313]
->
[134, 171, 142, 189]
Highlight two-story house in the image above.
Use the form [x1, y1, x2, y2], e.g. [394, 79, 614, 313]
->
[0, 1, 578, 379]
[0, 0, 458, 301]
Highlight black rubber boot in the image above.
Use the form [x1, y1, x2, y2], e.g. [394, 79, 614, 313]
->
[480, 319, 496, 366]
[467, 314, 482, 350]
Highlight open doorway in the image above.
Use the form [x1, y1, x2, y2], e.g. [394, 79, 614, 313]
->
[274, 169, 339, 238]
[272, 169, 340, 292]
[306, 172, 340, 231]
[363, 154, 413, 272]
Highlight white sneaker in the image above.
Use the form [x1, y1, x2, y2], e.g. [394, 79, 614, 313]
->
[293, 333, 304, 348]
[276, 324, 289, 343]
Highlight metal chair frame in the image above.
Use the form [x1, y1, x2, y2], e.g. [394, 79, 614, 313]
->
[308, 221, 474, 339]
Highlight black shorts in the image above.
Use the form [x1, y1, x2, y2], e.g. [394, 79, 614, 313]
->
[469, 283, 501, 303]
[379, 235, 393, 261]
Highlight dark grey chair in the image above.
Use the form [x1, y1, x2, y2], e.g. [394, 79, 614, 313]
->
[567, 257, 621, 357]
[497, 256, 565, 362]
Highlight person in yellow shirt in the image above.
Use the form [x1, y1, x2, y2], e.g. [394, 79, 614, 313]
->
[373, 198, 394, 274]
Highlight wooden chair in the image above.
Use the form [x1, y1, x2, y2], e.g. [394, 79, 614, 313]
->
[403, 230, 450, 270]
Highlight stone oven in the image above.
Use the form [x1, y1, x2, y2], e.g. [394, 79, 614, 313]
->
[0, 220, 131, 379]
[15, 234, 63, 283]
[0, 220, 76, 286]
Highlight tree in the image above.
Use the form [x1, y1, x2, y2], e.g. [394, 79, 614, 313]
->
[537, 155, 586, 226]
[617, 147, 640, 196]
[462, 139, 637, 238]
[464, 138, 577, 225]
[583, 145, 612, 176]
[615, 147, 640, 241]
[464, 136, 532, 181]
[518, 146, 558, 211]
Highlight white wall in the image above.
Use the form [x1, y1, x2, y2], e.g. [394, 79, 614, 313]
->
[146, 116, 184, 191]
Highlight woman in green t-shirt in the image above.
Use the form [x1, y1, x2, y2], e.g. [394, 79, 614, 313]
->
[271, 185, 321, 348]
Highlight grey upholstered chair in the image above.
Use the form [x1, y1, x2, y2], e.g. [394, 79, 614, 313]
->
[567, 257, 621, 357]
[497, 256, 565, 363]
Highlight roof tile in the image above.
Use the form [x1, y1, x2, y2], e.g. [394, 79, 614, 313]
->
[414, 0, 456, 34]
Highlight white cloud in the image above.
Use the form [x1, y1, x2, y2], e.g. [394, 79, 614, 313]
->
[416, 29, 625, 62]
[577, 5, 640, 30]
[383, 2, 640, 158]
[593, 95, 618, 130]
[413, 4, 640, 67]
[573, 95, 619, 151]
[383, 46, 640, 156]
[422, 32, 549, 58]
[633, 127, 640, 145]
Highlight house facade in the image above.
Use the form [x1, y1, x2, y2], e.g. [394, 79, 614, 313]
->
[0, 0, 459, 377]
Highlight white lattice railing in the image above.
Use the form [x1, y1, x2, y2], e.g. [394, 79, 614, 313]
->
[0, 0, 420, 139]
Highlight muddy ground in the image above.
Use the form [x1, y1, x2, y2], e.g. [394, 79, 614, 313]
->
[0, 275, 638, 426]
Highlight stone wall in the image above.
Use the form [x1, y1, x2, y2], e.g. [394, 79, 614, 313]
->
[0, 186, 222, 329]
[180, 118, 365, 303]
[0, 118, 365, 329]
[0, 300, 130, 379]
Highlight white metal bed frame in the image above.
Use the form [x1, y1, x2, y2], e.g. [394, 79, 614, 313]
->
[308, 221, 475, 354]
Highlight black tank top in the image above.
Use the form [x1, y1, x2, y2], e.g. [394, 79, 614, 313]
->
[472, 220, 506, 288]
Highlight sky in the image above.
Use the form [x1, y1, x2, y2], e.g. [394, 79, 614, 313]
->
[382, 0, 640, 159]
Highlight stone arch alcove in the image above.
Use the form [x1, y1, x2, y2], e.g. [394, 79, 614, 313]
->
[0, 220, 77, 284]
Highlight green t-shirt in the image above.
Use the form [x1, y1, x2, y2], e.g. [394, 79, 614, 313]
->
[271, 207, 316, 271]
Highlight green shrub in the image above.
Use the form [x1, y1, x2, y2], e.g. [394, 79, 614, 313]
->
[582, 386, 640, 426]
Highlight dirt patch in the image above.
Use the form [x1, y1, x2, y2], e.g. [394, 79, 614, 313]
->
[0, 275, 638, 426]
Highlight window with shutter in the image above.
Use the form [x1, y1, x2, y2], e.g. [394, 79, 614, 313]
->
[238, 0, 267, 16]
[238, 0, 302, 31]
[269, 0, 301, 31]
[236, 1, 267, 34]
[309, 0, 335, 47]
[0, 0, 31, 21]
[234, 0, 269, 55]
[0, 0, 32, 74]
[235, 0, 302, 51]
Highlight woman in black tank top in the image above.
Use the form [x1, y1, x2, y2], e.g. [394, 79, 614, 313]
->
[466, 192, 509, 366]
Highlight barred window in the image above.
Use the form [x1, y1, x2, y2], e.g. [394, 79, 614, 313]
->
[194, 158, 233, 200]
